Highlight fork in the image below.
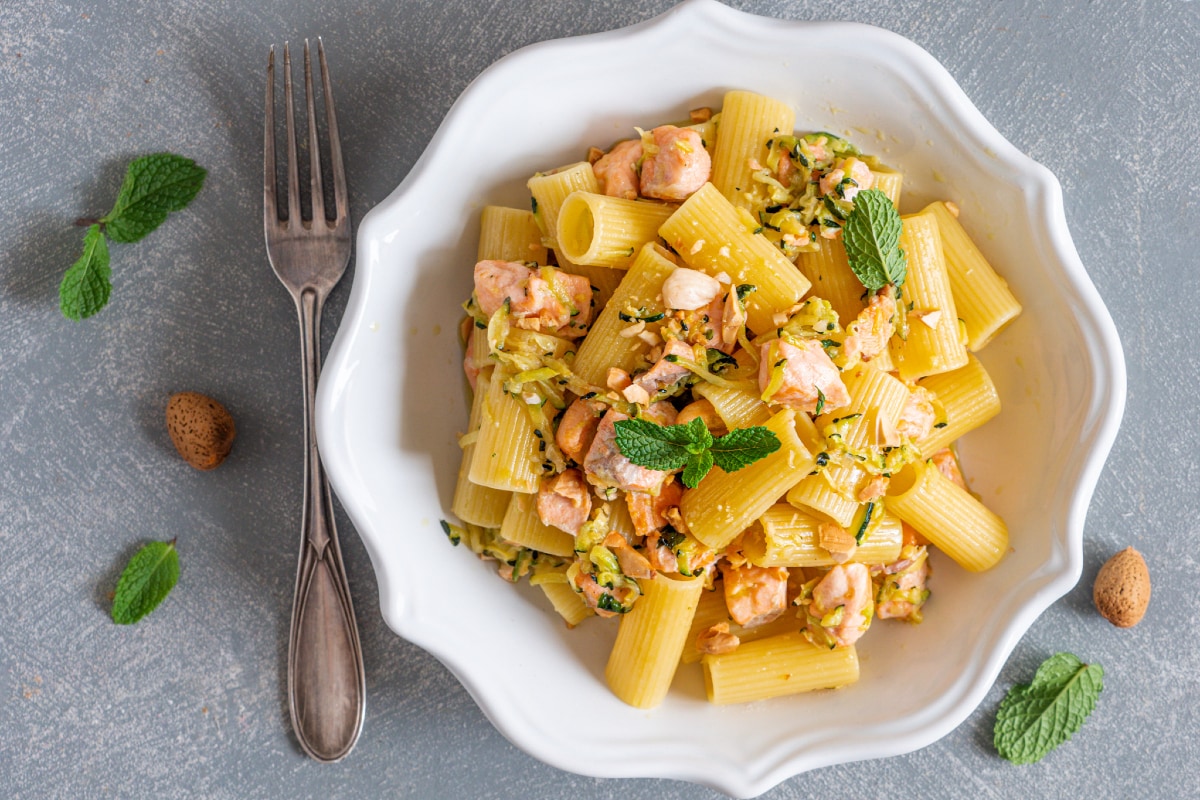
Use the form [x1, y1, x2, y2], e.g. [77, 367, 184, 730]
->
[264, 39, 365, 763]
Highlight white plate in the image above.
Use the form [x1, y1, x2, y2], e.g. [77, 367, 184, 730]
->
[316, 1, 1126, 795]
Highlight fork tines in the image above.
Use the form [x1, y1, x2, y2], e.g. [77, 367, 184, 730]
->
[264, 39, 347, 231]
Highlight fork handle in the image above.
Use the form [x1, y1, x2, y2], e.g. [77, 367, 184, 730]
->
[287, 287, 366, 762]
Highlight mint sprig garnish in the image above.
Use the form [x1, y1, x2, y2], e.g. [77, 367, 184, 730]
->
[111, 539, 180, 625]
[614, 417, 780, 488]
[59, 153, 206, 320]
[101, 153, 207, 243]
[58, 224, 111, 321]
[842, 188, 906, 291]
[993, 652, 1104, 765]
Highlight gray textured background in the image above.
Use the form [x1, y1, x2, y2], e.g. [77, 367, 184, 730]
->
[2, 1, 1197, 798]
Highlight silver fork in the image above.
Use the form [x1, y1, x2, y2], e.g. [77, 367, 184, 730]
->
[263, 39, 364, 763]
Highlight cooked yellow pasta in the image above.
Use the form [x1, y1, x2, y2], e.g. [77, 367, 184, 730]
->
[920, 200, 1022, 351]
[570, 242, 676, 387]
[917, 353, 1001, 454]
[682, 409, 814, 551]
[451, 371, 511, 526]
[478, 205, 549, 264]
[710, 90, 796, 210]
[659, 183, 812, 334]
[888, 212, 969, 380]
[468, 366, 542, 493]
[556, 191, 674, 269]
[702, 632, 859, 705]
[742, 504, 903, 568]
[605, 572, 705, 709]
[449, 92, 1020, 710]
[886, 458, 1008, 572]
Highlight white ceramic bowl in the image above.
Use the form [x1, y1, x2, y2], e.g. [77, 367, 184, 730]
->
[316, 1, 1125, 795]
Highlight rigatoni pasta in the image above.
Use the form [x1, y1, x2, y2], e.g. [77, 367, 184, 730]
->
[444, 89, 1020, 709]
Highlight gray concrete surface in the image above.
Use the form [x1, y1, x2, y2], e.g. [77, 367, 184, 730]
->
[1, 1, 1196, 798]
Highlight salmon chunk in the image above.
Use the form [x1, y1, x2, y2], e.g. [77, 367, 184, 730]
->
[721, 563, 789, 628]
[583, 410, 671, 494]
[632, 339, 695, 400]
[627, 479, 684, 538]
[639, 126, 711, 202]
[536, 468, 591, 535]
[758, 338, 850, 414]
[593, 139, 642, 200]
[473, 260, 592, 337]
[555, 398, 604, 463]
[843, 289, 896, 364]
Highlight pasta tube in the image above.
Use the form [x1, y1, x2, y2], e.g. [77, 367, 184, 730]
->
[702, 632, 859, 705]
[605, 572, 705, 709]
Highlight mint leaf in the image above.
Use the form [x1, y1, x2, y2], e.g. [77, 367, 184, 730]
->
[709, 426, 782, 473]
[59, 224, 111, 320]
[101, 153, 207, 243]
[111, 540, 180, 624]
[994, 652, 1104, 764]
[842, 188, 906, 291]
[682, 449, 713, 488]
[613, 417, 693, 471]
[615, 417, 779, 487]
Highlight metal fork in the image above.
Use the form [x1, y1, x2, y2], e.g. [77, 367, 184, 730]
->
[264, 39, 364, 763]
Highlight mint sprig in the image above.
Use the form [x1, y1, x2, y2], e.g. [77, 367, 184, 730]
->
[58, 225, 111, 321]
[842, 188, 906, 291]
[111, 539, 180, 625]
[614, 417, 780, 488]
[59, 153, 206, 320]
[993, 652, 1104, 764]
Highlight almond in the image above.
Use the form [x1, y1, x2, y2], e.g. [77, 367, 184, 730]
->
[166, 391, 236, 470]
[1093, 546, 1150, 628]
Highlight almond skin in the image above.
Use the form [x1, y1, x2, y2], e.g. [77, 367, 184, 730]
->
[1093, 546, 1151, 628]
[166, 392, 236, 470]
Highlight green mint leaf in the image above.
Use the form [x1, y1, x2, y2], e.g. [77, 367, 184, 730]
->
[842, 188, 906, 291]
[709, 426, 781, 473]
[994, 652, 1104, 765]
[613, 417, 694, 471]
[111, 540, 180, 624]
[59, 224, 112, 320]
[682, 449, 714, 488]
[101, 153, 207, 243]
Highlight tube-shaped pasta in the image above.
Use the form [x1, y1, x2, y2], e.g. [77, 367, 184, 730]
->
[556, 191, 674, 269]
[659, 183, 811, 334]
[468, 366, 543, 493]
[702, 632, 859, 705]
[570, 242, 676, 387]
[539, 581, 593, 627]
[920, 201, 1022, 351]
[680, 585, 800, 664]
[886, 458, 1008, 572]
[710, 90, 796, 210]
[692, 380, 772, 429]
[742, 504, 903, 567]
[527, 162, 600, 250]
[870, 166, 904, 207]
[682, 409, 814, 550]
[478, 206, 549, 264]
[917, 353, 1001, 454]
[605, 572, 705, 709]
[888, 212, 969, 380]
[499, 491, 575, 557]
[452, 371, 511, 526]
[786, 364, 910, 526]
[794, 237, 867, 326]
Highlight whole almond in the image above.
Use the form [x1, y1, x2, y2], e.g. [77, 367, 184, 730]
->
[1093, 546, 1150, 628]
[166, 391, 236, 470]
